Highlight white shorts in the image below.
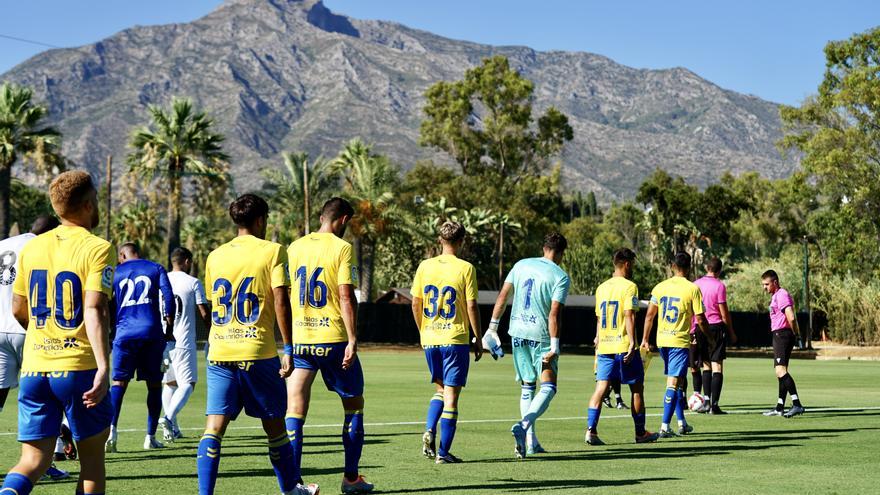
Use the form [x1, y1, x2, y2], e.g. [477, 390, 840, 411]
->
[0, 332, 25, 389]
[163, 348, 198, 385]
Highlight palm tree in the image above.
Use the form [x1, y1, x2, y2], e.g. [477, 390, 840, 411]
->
[263, 152, 337, 243]
[333, 139, 402, 301]
[127, 97, 228, 258]
[0, 82, 63, 237]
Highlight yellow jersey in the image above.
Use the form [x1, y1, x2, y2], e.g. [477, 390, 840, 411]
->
[287, 232, 357, 344]
[595, 276, 639, 354]
[205, 235, 289, 361]
[650, 276, 704, 348]
[410, 254, 478, 346]
[12, 225, 114, 372]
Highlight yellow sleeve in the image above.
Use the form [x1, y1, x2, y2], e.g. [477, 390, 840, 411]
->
[623, 283, 638, 312]
[410, 264, 422, 298]
[337, 243, 355, 286]
[270, 244, 290, 288]
[85, 243, 114, 296]
[692, 286, 704, 315]
[11, 247, 26, 297]
[464, 263, 478, 302]
[204, 257, 213, 302]
[594, 286, 603, 317]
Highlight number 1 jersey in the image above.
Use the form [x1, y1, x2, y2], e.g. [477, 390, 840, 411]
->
[287, 232, 358, 345]
[12, 225, 114, 372]
[205, 235, 289, 361]
[411, 254, 478, 346]
[505, 257, 570, 344]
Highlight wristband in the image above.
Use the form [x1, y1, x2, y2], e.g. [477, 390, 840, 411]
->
[488, 319, 500, 333]
[550, 337, 560, 354]
[283, 344, 294, 356]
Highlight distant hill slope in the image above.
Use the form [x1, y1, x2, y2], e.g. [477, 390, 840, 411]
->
[1, 0, 795, 200]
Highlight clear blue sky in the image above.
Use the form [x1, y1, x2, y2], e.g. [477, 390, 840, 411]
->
[0, 0, 877, 105]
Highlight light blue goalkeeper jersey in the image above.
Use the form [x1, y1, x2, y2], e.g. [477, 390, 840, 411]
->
[505, 257, 570, 343]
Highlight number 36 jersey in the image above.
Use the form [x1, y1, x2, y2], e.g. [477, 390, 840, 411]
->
[411, 254, 478, 346]
[12, 225, 115, 372]
[205, 235, 289, 361]
[505, 258, 570, 344]
[287, 232, 358, 345]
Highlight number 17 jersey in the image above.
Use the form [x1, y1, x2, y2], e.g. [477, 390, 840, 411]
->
[506, 257, 570, 344]
[411, 254, 478, 346]
[287, 232, 358, 345]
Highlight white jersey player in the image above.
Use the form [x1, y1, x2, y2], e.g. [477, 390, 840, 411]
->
[159, 247, 209, 442]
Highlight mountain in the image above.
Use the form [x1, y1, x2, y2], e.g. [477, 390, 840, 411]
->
[1, 0, 795, 200]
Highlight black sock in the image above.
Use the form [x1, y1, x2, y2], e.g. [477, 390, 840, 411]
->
[711, 372, 723, 407]
[611, 380, 622, 400]
[702, 370, 712, 398]
[777, 377, 787, 411]
[782, 374, 802, 407]
[692, 370, 702, 394]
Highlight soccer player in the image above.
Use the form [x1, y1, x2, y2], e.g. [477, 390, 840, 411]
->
[159, 247, 210, 442]
[106, 242, 174, 452]
[692, 257, 738, 414]
[585, 248, 659, 446]
[486, 232, 569, 459]
[411, 221, 483, 464]
[641, 252, 711, 438]
[197, 194, 312, 495]
[1, 171, 114, 495]
[761, 270, 805, 418]
[286, 197, 370, 494]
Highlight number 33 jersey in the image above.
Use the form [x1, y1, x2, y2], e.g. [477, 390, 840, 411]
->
[411, 254, 478, 346]
[505, 258, 570, 344]
[205, 235, 289, 361]
[287, 232, 358, 345]
[12, 225, 115, 372]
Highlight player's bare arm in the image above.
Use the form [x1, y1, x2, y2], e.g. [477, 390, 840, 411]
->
[490, 283, 513, 322]
[274, 286, 293, 378]
[543, 300, 563, 363]
[83, 290, 111, 408]
[197, 303, 211, 330]
[641, 303, 658, 350]
[339, 283, 358, 370]
[11, 293, 28, 329]
[466, 300, 483, 362]
[623, 309, 636, 363]
[411, 296, 423, 330]
[784, 306, 800, 336]
[719, 301, 737, 344]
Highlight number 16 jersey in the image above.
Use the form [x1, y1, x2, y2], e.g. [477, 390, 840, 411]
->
[287, 232, 358, 345]
[411, 254, 478, 346]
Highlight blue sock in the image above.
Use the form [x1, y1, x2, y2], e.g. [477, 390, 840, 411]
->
[268, 433, 296, 492]
[675, 387, 687, 424]
[147, 386, 162, 436]
[109, 384, 126, 427]
[1, 472, 33, 495]
[425, 393, 444, 433]
[632, 412, 646, 436]
[438, 408, 458, 457]
[662, 386, 676, 427]
[196, 430, 222, 495]
[521, 382, 556, 429]
[286, 414, 305, 484]
[587, 407, 601, 432]
[343, 409, 364, 481]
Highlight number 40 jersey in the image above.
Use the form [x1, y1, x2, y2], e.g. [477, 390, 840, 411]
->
[410, 254, 478, 346]
[505, 258, 570, 344]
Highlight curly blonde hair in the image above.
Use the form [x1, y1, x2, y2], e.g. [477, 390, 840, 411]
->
[49, 170, 95, 218]
[439, 221, 466, 243]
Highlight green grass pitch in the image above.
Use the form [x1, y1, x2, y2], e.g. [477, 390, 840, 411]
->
[1, 350, 878, 494]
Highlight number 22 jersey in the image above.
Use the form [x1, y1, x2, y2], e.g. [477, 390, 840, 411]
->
[411, 254, 478, 346]
[205, 235, 289, 361]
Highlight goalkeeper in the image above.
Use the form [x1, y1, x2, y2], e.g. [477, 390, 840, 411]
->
[486, 233, 570, 459]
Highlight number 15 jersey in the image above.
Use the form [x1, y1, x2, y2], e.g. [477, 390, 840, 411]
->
[287, 232, 358, 345]
[205, 235, 289, 361]
[411, 254, 478, 346]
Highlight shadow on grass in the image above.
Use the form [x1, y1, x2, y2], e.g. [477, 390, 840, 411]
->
[107, 465, 381, 481]
[480, 442, 799, 464]
[379, 476, 679, 493]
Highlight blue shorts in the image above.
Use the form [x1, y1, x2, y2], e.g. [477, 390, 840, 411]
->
[112, 338, 164, 382]
[17, 369, 112, 442]
[293, 343, 364, 398]
[424, 344, 470, 387]
[660, 347, 689, 378]
[206, 358, 286, 420]
[596, 352, 644, 384]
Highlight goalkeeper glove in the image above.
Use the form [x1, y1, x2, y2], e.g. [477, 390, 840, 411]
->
[482, 319, 504, 359]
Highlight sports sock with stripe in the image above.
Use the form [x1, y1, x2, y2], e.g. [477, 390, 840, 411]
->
[343, 409, 364, 482]
[521, 382, 556, 431]
[285, 414, 305, 484]
[438, 407, 458, 457]
[675, 387, 688, 425]
[197, 430, 222, 495]
[661, 386, 676, 430]
[782, 374, 802, 407]
[425, 392, 444, 433]
[520, 384, 537, 446]
[268, 433, 296, 492]
[0, 472, 33, 495]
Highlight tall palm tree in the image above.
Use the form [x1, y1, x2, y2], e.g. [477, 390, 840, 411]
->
[0, 82, 63, 237]
[263, 151, 337, 242]
[333, 139, 402, 301]
[127, 97, 228, 257]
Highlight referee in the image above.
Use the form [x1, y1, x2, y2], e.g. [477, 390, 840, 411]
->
[761, 270, 805, 418]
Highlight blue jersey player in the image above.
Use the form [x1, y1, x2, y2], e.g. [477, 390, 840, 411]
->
[488, 233, 570, 459]
[105, 243, 174, 452]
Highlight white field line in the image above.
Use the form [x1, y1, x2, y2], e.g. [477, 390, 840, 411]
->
[2, 406, 879, 437]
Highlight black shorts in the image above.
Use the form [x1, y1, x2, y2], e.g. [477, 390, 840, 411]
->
[697, 323, 727, 363]
[688, 335, 702, 370]
[772, 329, 796, 367]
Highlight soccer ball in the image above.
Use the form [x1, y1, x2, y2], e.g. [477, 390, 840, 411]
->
[687, 392, 706, 412]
